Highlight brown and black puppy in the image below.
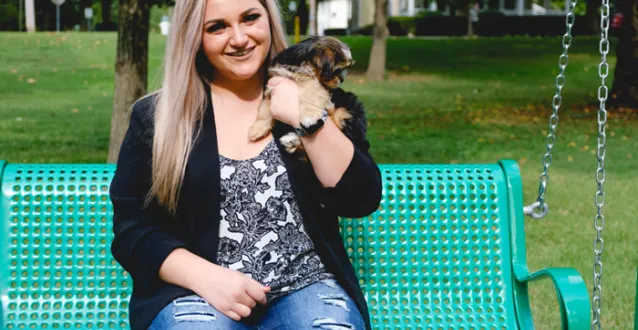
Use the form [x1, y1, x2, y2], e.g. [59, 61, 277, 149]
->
[248, 36, 366, 160]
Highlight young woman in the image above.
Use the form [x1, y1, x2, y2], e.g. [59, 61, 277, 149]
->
[109, 0, 382, 329]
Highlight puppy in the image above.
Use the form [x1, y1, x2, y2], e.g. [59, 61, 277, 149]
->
[248, 36, 365, 161]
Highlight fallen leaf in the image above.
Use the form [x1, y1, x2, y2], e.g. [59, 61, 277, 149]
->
[567, 155, 573, 161]
[568, 141, 577, 147]
[628, 154, 632, 159]
[610, 131, 616, 137]
[27, 78, 36, 84]
[71, 108, 79, 113]
[10, 68, 17, 74]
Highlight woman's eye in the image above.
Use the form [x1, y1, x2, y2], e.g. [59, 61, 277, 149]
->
[244, 14, 260, 22]
[206, 24, 225, 33]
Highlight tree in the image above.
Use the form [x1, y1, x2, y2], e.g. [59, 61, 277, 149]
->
[366, 0, 388, 82]
[308, 0, 316, 35]
[349, 0, 359, 32]
[107, 0, 151, 163]
[610, 0, 638, 109]
[585, 0, 600, 34]
[102, 0, 111, 23]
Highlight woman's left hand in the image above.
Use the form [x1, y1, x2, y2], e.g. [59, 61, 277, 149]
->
[267, 77, 300, 128]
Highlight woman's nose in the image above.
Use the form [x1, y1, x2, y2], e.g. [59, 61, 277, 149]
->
[229, 26, 248, 47]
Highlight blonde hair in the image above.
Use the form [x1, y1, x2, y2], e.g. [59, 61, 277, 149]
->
[147, 0, 288, 213]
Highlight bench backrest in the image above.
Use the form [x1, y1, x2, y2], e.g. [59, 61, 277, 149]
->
[0, 162, 520, 329]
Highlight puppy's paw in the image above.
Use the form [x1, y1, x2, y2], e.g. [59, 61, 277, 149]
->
[280, 132, 302, 154]
[248, 122, 271, 141]
[331, 107, 352, 130]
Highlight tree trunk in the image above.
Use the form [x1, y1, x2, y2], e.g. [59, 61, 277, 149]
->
[308, 0, 317, 35]
[586, 0, 600, 34]
[107, 0, 151, 163]
[366, 0, 388, 82]
[350, 0, 360, 32]
[610, 0, 638, 109]
[298, 0, 309, 35]
[102, 0, 112, 23]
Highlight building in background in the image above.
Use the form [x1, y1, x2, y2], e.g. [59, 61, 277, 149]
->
[315, 0, 572, 35]
[316, 0, 374, 35]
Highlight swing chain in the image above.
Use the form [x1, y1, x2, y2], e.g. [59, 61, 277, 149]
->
[524, 0, 578, 219]
[591, 0, 610, 326]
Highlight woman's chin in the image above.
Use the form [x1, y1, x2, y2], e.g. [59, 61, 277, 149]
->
[228, 66, 263, 81]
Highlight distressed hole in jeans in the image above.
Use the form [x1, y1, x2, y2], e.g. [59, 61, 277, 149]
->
[312, 317, 355, 329]
[174, 311, 216, 323]
[317, 294, 350, 312]
[321, 279, 339, 289]
[174, 296, 208, 307]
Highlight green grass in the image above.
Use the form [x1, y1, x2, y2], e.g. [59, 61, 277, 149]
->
[1, 32, 637, 328]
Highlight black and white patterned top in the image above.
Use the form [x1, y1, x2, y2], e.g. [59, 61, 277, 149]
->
[216, 139, 335, 300]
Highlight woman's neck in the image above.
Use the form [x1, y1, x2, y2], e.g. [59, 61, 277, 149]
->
[210, 68, 265, 103]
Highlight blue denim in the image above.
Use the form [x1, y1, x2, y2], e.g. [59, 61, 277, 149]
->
[148, 278, 365, 329]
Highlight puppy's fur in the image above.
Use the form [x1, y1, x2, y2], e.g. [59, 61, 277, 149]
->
[248, 36, 365, 161]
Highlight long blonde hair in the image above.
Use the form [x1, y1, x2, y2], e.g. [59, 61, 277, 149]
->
[147, 0, 288, 213]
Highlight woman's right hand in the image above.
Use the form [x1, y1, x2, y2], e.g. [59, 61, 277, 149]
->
[190, 264, 271, 321]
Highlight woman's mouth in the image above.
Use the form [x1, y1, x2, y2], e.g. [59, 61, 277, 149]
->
[227, 47, 255, 58]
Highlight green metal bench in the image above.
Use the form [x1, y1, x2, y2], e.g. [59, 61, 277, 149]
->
[0, 159, 590, 329]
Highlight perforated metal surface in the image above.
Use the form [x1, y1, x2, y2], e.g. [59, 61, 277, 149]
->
[339, 164, 517, 329]
[1, 163, 519, 329]
[0, 164, 130, 329]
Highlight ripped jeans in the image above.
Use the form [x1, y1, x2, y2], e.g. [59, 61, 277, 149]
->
[148, 279, 365, 330]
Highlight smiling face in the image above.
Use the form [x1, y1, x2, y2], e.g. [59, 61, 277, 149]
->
[201, 0, 272, 82]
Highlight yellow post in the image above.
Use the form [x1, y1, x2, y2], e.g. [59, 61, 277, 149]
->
[294, 16, 300, 44]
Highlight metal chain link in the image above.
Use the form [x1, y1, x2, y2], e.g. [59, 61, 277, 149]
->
[524, 0, 578, 219]
[591, 0, 610, 327]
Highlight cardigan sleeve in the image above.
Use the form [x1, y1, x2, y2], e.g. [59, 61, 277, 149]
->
[109, 96, 188, 295]
[317, 112, 383, 219]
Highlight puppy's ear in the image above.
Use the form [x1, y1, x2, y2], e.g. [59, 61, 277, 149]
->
[310, 47, 334, 79]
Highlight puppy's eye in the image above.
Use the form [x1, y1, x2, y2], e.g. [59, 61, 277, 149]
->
[206, 23, 225, 34]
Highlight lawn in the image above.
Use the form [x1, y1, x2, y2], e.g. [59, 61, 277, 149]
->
[1, 32, 637, 328]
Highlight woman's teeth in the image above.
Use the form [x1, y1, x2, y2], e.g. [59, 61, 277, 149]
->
[230, 49, 252, 56]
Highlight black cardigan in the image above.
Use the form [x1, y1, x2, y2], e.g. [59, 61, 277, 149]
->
[109, 80, 382, 330]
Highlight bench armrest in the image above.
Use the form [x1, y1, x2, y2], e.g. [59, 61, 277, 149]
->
[517, 267, 590, 329]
